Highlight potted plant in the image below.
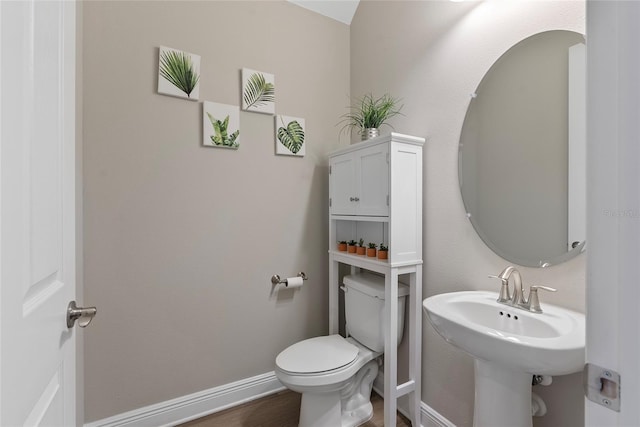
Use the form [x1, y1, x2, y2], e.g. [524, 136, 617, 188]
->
[366, 242, 377, 258]
[356, 238, 366, 255]
[377, 243, 388, 260]
[337, 240, 348, 252]
[339, 93, 403, 141]
[347, 240, 358, 253]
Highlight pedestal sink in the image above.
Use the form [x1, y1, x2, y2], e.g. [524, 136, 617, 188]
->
[423, 291, 585, 427]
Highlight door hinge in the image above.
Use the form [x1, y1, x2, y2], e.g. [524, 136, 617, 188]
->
[329, 198, 332, 207]
[329, 165, 332, 174]
[584, 363, 621, 412]
[386, 153, 390, 164]
[386, 195, 389, 206]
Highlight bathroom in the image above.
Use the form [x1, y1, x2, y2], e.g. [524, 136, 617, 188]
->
[5, 0, 636, 426]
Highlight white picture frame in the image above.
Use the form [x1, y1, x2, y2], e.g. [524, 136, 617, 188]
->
[241, 68, 275, 114]
[203, 101, 240, 149]
[275, 115, 305, 157]
[158, 46, 200, 101]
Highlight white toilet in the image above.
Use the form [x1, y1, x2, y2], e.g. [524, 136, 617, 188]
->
[275, 272, 408, 427]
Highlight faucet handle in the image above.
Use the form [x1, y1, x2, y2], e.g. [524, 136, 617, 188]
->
[489, 275, 511, 303]
[531, 285, 557, 292]
[527, 285, 557, 313]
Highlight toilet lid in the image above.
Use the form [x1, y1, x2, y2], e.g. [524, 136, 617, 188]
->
[276, 335, 359, 374]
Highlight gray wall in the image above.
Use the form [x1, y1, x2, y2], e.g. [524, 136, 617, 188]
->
[82, 1, 349, 421]
[351, 2, 585, 426]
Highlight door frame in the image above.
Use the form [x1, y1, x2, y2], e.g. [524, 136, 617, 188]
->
[586, 1, 640, 425]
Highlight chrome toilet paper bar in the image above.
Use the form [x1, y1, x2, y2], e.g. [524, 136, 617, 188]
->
[271, 272, 308, 286]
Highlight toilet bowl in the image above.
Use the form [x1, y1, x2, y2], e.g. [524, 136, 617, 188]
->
[274, 273, 408, 427]
[275, 335, 380, 427]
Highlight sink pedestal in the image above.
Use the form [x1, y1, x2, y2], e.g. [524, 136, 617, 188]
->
[474, 359, 532, 427]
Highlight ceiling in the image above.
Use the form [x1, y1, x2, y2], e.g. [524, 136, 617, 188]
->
[287, 0, 360, 25]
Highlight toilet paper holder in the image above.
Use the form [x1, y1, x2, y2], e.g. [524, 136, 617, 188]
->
[271, 272, 308, 286]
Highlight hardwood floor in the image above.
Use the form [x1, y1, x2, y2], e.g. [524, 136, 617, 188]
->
[179, 390, 411, 427]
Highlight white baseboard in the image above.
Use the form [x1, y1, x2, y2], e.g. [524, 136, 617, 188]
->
[84, 372, 285, 427]
[85, 370, 455, 427]
[420, 402, 456, 427]
[373, 373, 455, 427]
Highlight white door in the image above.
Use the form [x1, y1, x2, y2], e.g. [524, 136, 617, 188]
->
[0, 1, 85, 426]
[586, 1, 640, 426]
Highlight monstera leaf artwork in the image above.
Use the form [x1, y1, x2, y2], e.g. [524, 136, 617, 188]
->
[157, 46, 200, 101]
[203, 101, 240, 149]
[275, 116, 305, 157]
[241, 68, 275, 114]
[277, 121, 304, 153]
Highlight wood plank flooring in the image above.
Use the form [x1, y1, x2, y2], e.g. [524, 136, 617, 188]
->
[179, 390, 411, 427]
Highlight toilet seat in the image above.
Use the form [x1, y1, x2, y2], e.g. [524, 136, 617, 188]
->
[276, 335, 359, 375]
[274, 335, 379, 390]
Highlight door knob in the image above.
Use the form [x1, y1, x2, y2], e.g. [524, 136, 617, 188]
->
[67, 301, 97, 328]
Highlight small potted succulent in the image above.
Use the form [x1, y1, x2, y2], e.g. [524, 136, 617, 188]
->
[337, 240, 348, 252]
[347, 240, 358, 254]
[356, 238, 366, 256]
[377, 243, 388, 260]
[366, 242, 377, 258]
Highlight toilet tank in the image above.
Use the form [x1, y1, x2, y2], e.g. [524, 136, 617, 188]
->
[343, 272, 409, 353]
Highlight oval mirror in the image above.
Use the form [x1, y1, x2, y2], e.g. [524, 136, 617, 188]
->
[459, 30, 586, 267]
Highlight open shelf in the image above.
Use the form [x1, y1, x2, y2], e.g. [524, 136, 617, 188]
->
[329, 250, 423, 271]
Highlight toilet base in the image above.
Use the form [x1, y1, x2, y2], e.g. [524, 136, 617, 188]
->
[297, 360, 378, 427]
[299, 392, 342, 427]
[340, 401, 373, 427]
[298, 394, 373, 427]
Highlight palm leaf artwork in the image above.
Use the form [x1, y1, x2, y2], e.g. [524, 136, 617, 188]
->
[159, 49, 200, 98]
[243, 72, 275, 111]
[207, 112, 239, 148]
[277, 118, 305, 154]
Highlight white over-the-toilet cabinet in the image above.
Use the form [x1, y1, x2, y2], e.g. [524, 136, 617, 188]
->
[329, 142, 389, 216]
[328, 133, 424, 427]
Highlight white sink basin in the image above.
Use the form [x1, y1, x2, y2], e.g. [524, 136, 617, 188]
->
[423, 290, 585, 427]
[423, 290, 584, 375]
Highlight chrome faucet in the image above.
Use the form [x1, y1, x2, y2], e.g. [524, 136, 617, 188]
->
[489, 267, 557, 313]
[489, 266, 524, 306]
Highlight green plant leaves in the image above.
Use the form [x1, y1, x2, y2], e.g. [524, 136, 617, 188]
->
[277, 120, 305, 154]
[338, 93, 403, 136]
[159, 50, 199, 97]
[243, 73, 275, 110]
[207, 113, 239, 148]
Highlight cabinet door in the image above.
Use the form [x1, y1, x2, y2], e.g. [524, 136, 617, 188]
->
[358, 144, 389, 216]
[330, 154, 357, 215]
